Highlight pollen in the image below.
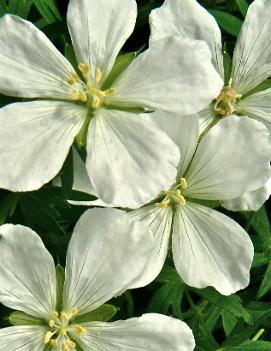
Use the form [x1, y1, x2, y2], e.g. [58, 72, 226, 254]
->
[67, 72, 80, 85]
[49, 319, 55, 328]
[155, 198, 171, 208]
[78, 63, 90, 77]
[180, 178, 188, 189]
[75, 324, 88, 336]
[44, 331, 54, 344]
[176, 190, 186, 206]
[92, 95, 102, 109]
[50, 339, 59, 347]
[95, 67, 102, 83]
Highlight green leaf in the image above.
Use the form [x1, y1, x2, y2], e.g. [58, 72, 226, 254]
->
[249, 206, 271, 247]
[65, 43, 78, 68]
[8, 0, 32, 18]
[223, 50, 232, 85]
[194, 288, 253, 325]
[60, 148, 74, 198]
[222, 310, 238, 336]
[0, 193, 18, 225]
[9, 311, 44, 326]
[56, 264, 65, 311]
[235, 0, 249, 17]
[74, 304, 118, 324]
[257, 260, 271, 299]
[33, 0, 61, 24]
[209, 10, 243, 37]
[102, 52, 136, 90]
[220, 341, 271, 350]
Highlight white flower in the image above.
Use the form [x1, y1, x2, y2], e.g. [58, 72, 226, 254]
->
[127, 113, 271, 296]
[0, 208, 195, 351]
[149, 0, 271, 211]
[0, 0, 223, 209]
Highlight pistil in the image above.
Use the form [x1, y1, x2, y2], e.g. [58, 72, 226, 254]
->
[213, 80, 242, 117]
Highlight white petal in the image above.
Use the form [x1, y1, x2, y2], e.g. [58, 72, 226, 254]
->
[172, 202, 254, 295]
[63, 208, 154, 315]
[68, 148, 113, 207]
[222, 176, 271, 212]
[149, 0, 224, 77]
[86, 109, 180, 209]
[185, 116, 271, 201]
[198, 104, 218, 134]
[77, 314, 195, 351]
[150, 111, 199, 176]
[108, 36, 223, 115]
[0, 326, 46, 351]
[238, 89, 271, 131]
[0, 15, 77, 99]
[232, 0, 271, 94]
[0, 224, 56, 318]
[127, 205, 173, 288]
[67, 0, 137, 83]
[0, 101, 86, 191]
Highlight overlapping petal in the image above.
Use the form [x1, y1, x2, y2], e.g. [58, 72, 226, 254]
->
[77, 314, 195, 351]
[232, 0, 271, 94]
[0, 101, 86, 191]
[86, 109, 180, 209]
[222, 177, 271, 212]
[108, 36, 223, 115]
[149, 0, 224, 77]
[127, 205, 173, 288]
[67, 0, 137, 83]
[150, 112, 199, 176]
[185, 116, 271, 200]
[63, 208, 154, 315]
[0, 15, 76, 99]
[238, 89, 271, 131]
[0, 225, 56, 318]
[172, 202, 254, 295]
[0, 326, 47, 351]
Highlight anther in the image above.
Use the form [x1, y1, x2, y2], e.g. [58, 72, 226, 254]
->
[50, 311, 59, 320]
[155, 199, 171, 209]
[79, 91, 88, 102]
[70, 90, 80, 101]
[180, 178, 188, 189]
[176, 190, 186, 206]
[44, 331, 53, 344]
[67, 340, 76, 349]
[50, 339, 59, 347]
[95, 68, 102, 83]
[92, 95, 101, 109]
[67, 72, 80, 85]
[78, 63, 90, 77]
[75, 325, 88, 336]
[49, 320, 55, 328]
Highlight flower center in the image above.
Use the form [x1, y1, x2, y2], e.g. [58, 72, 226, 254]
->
[44, 308, 87, 350]
[213, 80, 242, 117]
[155, 178, 188, 208]
[67, 63, 116, 109]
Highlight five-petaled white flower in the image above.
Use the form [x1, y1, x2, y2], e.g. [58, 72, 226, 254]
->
[0, 0, 223, 209]
[149, 0, 271, 212]
[0, 208, 195, 351]
[127, 113, 271, 296]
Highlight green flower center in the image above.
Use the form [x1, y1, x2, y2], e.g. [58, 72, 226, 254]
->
[213, 82, 242, 117]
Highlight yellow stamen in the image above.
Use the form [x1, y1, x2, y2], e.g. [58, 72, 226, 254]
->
[70, 307, 79, 317]
[67, 340, 76, 349]
[79, 91, 88, 102]
[50, 339, 59, 347]
[95, 67, 102, 83]
[75, 325, 88, 336]
[62, 344, 70, 351]
[105, 87, 116, 97]
[92, 95, 101, 109]
[50, 311, 59, 320]
[180, 178, 188, 189]
[78, 63, 90, 77]
[44, 331, 53, 344]
[214, 86, 242, 117]
[70, 90, 80, 101]
[67, 72, 80, 85]
[49, 320, 55, 328]
[155, 198, 171, 209]
[176, 190, 186, 206]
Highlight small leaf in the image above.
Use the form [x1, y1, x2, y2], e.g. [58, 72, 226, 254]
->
[222, 310, 238, 336]
[56, 264, 65, 311]
[220, 341, 271, 350]
[257, 260, 271, 299]
[209, 10, 243, 37]
[235, 0, 249, 17]
[74, 304, 119, 324]
[9, 311, 44, 326]
[33, 0, 61, 24]
[102, 52, 136, 90]
[194, 288, 253, 325]
[0, 193, 18, 225]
